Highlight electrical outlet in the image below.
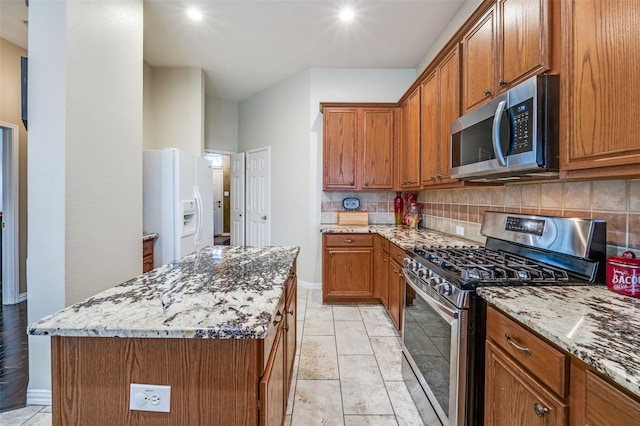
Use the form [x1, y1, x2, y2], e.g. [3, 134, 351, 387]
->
[455, 225, 465, 236]
[129, 384, 171, 413]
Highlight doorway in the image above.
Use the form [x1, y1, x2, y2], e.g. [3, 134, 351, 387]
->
[204, 151, 231, 245]
[0, 122, 20, 305]
[246, 147, 271, 247]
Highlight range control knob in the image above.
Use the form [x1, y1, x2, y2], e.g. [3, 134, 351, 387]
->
[438, 283, 452, 296]
[403, 258, 411, 268]
[417, 268, 427, 279]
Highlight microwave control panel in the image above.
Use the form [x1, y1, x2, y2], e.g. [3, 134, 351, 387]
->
[508, 98, 534, 154]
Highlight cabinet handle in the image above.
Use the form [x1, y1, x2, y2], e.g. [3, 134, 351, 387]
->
[288, 309, 294, 316]
[436, 173, 442, 180]
[533, 403, 549, 417]
[431, 175, 436, 181]
[350, 181, 355, 186]
[284, 324, 290, 332]
[364, 181, 369, 186]
[498, 78, 506, 86]
[483, 89, 492, 96]
[505, 333, 531, 356]
[399, 273, 404, 278]
[345, 239, 354, 243]
[273, 311, 283, 326]
[383, 256, 388, 262]
[393, 269, 398, 273]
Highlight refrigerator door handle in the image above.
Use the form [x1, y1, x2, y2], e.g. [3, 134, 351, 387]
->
[194, 186, 203, 248]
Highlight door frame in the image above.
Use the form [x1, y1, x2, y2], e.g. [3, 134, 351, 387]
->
[0, 121, 20, 305]
[204, 149, 235, 238]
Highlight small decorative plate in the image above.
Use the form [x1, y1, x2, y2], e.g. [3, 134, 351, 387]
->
[343, 197, 360, 211]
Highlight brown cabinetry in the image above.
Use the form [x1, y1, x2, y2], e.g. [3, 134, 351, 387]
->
[421, 46, 460, 186]
[142, 238, 154, 273]
[387, 243, 405, 330]
[462, 5, 497, 113]
[560, 0, 640, 179]
[398, 87, 421, 189]
[322, 233, 376, 303]
[462, 0, 553, 114]
[322, 105, 395, 190]
[377, 236, 390, 309]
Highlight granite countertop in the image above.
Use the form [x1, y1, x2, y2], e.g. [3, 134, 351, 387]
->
[320, 224, 475, 251]
[478, 285, 640, 398]
[29, 245, 300, 339]
[143, 232, 158, 241]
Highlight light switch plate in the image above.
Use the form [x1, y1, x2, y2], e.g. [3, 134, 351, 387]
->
[129, 384, 171, 413]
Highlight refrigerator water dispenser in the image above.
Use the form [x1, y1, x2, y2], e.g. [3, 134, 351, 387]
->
[181, 200, 197, 236]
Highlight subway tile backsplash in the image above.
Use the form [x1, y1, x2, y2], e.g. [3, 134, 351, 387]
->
[321, 178, 640, 255]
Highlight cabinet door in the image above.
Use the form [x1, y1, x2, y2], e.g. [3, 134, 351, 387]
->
[387, 259, 403, 330]
[585, 371, 640, 426]
[561, 0, 640, 177]
[323, 108, 358, 190]
[379, 250, 390, 309]
[260, 329, 285, 426]
[399, 88, 421, 189]
[420, 71, 440, 186]
[462, 6, 496, 113]
[498, 0, 551, 89]
[438, 47, 460, 182]
[284, 286, 296, 399]
[362, 109, 394, 189]
[485, 341, 567, 426]
[324, 248, 374, 299]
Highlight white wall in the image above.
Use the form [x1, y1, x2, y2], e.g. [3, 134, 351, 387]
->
[416, 0, 483, 74]
[238, 68, 415, 284]
[147, 67, 204, 157]
[205, 95, 238, 153]
[27, 0, 143, 400]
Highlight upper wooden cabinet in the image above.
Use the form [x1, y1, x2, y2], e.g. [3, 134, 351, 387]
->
[322, 105, 395, 190]
[398, 87, 421, 189]
[462, 0, 553, 113]
[421, 46, 460, 186]
[462, 5, 497, 113]
[560, 0, 640, 179]
[498, 0, 552, 90]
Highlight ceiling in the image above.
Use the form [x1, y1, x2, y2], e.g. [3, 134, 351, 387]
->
[1, 0, 472, 102]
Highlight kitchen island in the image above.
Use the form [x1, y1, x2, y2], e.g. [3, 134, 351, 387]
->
[29, 245, 300, 425]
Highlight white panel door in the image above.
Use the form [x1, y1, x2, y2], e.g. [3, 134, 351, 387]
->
[246, 147, 270, 247]
[230, 153, 245, 246]
[212, 168, 223, 235]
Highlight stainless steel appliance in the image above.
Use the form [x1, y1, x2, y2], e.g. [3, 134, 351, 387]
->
[450, 75, 559, 182]
[401, 212, 606, 425]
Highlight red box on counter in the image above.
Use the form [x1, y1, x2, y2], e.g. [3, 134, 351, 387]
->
[607, 251, 640, 298]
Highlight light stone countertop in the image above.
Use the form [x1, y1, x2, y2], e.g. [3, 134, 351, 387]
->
[477, 285, 640, 399]
[143, 232, 158, 241]
[29, 245, 300, 339]
[320, 224, 476, 251]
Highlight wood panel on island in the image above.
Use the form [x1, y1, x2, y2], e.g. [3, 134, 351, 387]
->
[485, 305, 640, 426]
[321, 103, 396, 191]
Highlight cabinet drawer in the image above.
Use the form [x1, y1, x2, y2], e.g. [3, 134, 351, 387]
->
[487, 306, 567, 397]
[379, 235, 390, 253]
[325, 233, 373, 247]
[263, 292, 286, 370]
[143, 239, 154, 257]
[142, 256, 153, 273]
[389, 243, 406, 265]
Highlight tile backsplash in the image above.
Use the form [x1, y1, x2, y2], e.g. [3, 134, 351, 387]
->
[321, 179, 639, 255]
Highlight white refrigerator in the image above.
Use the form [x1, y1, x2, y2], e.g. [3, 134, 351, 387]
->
[143, 149, 214, 267]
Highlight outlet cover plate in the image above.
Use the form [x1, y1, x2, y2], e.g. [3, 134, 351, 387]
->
[130, 383, 171, 413]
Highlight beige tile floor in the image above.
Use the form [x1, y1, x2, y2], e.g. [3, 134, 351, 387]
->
[0, 285, 440, 426]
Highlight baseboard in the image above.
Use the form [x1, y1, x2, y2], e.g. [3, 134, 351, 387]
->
[19, 292, 27, 303]
[297, 279, 321, 289]
[26, 389, 52, 406]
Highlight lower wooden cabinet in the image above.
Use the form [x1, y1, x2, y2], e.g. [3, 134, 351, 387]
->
[387, 243, 405, 330]
[142, 238, 154, 272]
[487, 305, 640, 426]
[485, 340, 567, 425]
[378, 236, 390, 309]
[322, 233, 376, 303]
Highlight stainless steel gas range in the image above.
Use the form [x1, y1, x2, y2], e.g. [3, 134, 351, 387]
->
[401, 212, 606, 426]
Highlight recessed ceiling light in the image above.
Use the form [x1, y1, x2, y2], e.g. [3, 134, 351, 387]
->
[187, 8, 203, 20]
[339, 8, 355, 22]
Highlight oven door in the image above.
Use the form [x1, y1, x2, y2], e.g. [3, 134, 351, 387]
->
[402, 271, 467, 426]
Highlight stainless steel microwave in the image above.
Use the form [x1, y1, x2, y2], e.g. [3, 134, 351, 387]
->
[450, 74, 559, 182]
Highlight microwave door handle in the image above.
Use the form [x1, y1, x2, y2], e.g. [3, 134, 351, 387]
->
[492, 100, 508, 166]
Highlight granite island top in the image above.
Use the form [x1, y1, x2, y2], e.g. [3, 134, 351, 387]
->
[29, 245, 300, 340]
[478, 285, 640, 399]
[320, 224, 476, 251]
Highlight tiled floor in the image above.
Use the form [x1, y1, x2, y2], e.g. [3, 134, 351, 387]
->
[0, 285, 439, 425]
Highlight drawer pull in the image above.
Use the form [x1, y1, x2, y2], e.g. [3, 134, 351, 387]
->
[533, 403, 549, 417]
[505, 333, 531, 356]
[288, 309, 294, 316]
[345, 239, 354, 243]
[273, 311, 283, 326]
[284, 324, 290, 332]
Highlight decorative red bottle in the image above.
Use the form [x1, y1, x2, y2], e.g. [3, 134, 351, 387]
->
[394, 192, 403, 225]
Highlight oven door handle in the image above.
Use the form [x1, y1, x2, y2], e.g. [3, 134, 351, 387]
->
[405, 271, 458, 323]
